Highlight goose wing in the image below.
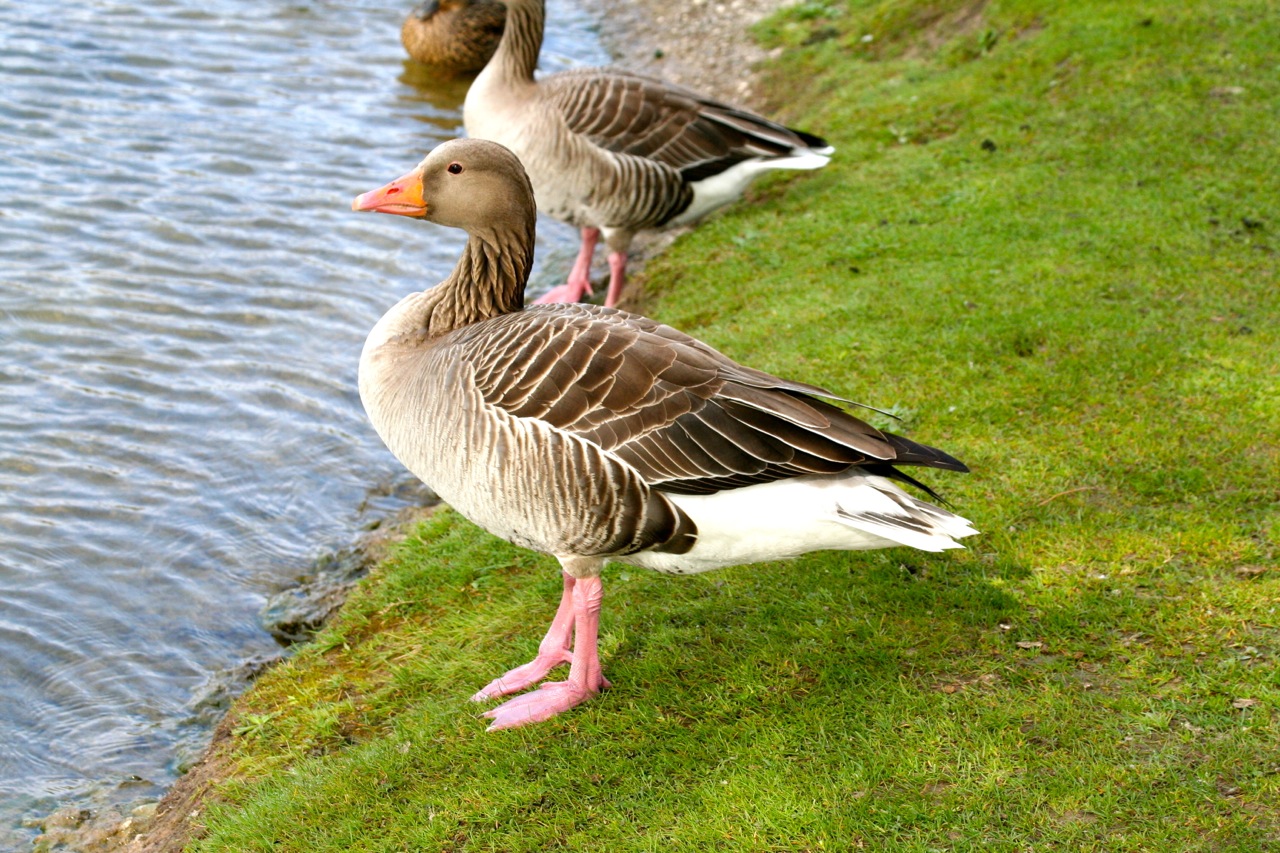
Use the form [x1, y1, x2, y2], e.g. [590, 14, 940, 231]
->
[542, 68, 830, 182]
[445, 304, 965, 496]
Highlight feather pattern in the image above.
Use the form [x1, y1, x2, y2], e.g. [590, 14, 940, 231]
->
[375, 291, 969, 520]
[544, 69, 832, 179]
[438, 303, 961, 497]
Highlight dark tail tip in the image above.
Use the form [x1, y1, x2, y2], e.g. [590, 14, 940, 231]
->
[883, 431, 970, 473]
[794, 128, 832, 151]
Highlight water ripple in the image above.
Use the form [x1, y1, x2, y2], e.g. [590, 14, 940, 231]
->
[0, 0, 609, 843]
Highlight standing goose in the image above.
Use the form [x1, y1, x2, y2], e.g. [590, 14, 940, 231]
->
[401, 0, 505, 74]
[463, 0, 833, 308]
[352, 139, 975, 731]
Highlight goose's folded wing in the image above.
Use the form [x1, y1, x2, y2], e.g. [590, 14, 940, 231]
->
[447, 304, 963, 496]
[542, 69, 828, 181]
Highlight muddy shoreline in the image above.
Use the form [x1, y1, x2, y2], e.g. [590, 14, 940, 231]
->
[31, 1, 796, 849]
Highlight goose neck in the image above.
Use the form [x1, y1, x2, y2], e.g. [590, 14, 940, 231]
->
[490, 0, 543, 82]
[404, 225, 535, 340]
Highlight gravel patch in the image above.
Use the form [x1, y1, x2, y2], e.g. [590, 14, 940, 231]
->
[593, 0, 796, 105]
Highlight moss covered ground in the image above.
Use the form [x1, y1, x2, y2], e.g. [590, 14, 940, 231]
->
[192, 1, 1278, 849]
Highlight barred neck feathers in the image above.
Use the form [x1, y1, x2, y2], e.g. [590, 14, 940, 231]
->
[429, 221, 535, 334]
[377, 218, 535, 350]
[485, 0, 541, 84]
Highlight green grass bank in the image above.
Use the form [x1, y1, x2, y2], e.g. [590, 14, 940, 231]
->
[190, 0, 1278, 849]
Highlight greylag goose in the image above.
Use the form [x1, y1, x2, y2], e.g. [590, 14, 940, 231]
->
[352, 139, 975, 731]
[463, 0, 833, 308]
[402, 0, 505, 74]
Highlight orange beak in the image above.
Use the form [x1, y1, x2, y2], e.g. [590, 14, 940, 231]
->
[351, 170, 427, 217]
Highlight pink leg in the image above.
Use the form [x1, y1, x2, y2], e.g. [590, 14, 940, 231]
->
[603, 250, 627, 308]
[470, 573, 576, 701]
[567, 227, 600, 294]
[533, 227, 599, 304]
[482, 575, 611, 731]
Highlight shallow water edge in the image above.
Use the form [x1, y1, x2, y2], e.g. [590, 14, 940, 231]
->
[25, 0, 797, 847]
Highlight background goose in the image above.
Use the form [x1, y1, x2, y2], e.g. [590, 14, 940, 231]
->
[402, 0, 505, 74]
[463, 0, 833, 308]
[351, 139, 975, 731]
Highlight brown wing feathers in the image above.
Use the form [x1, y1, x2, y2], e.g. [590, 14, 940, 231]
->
[546, 69, 828, 180]
[452, 305, 965, 498]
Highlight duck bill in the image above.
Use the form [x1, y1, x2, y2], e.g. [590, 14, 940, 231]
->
[351, 171, 427, 217]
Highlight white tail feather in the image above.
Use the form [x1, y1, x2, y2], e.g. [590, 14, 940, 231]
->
[624, 472, 977, 575]
[674, 153, 833, 225]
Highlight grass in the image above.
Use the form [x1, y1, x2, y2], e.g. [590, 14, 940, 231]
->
[191, 0, 1279, 849]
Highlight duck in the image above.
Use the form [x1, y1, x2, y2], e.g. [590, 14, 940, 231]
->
[401, 0, 505, 75]
[351, 139, 976, 731]
[463, 0, 833, 308]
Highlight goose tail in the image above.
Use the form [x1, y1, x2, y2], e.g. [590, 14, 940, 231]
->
[794, 129, 835, 157]
[833, 477, 978, 553]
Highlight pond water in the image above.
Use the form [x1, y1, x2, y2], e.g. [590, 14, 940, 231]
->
[0, 0, 608, 842]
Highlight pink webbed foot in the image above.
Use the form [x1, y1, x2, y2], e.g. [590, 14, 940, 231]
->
[474, 571, 610, 731]
[483, 675, 609, 732]
[472, 573, 577, 701]
[532, 279, 593, 304]
[470, 648, 572, 701]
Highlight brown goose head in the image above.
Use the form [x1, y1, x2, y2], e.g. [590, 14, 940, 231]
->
[353, 139, 537, 317]
[401, 0, 505, 74]
[353, 138, 535, 237]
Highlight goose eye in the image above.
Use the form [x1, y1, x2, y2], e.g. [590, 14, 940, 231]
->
[447, 162, 463, 175]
